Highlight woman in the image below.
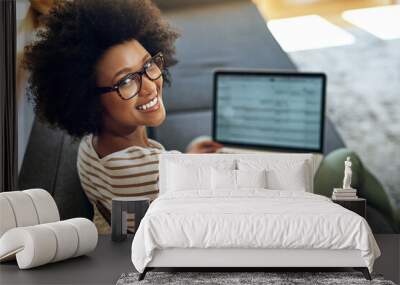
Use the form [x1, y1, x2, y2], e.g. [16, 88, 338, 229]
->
[23, 0, 222, 232]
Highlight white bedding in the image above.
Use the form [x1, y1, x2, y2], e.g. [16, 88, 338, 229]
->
[131, 190, 380, 273]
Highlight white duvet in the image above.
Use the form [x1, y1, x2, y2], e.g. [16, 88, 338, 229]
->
[131, 190, 380, 273]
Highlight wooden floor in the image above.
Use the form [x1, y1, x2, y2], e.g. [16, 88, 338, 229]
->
[252, 0, 396, 26]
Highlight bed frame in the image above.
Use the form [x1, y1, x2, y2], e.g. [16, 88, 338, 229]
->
[138, 248, 371, 281]
[138, 155, 374, 281]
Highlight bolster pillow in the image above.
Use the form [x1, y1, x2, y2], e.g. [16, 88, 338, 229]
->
[0, 189, 60, 237]
[0, 218, 98, 269]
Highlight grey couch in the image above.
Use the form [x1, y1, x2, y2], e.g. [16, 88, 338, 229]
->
[19, 0, 346, 221]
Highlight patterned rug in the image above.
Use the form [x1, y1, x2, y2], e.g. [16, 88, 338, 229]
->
[116, 271, 395, 285]
[289, 27, 400, 209]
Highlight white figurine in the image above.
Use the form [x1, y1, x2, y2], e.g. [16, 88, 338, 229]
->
[342, 156, 353, 190]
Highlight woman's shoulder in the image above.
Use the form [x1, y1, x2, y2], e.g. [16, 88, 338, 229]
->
[77, 134, 93, 156]
[77, 134, 98, 164]
[148, 139, 183, 155]
[147, 139, 165, 151]
[77, 135, 170, 164]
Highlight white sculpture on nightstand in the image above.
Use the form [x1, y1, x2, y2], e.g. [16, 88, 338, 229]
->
[343, 156, 353, 190]
[332, 157, 358, 199]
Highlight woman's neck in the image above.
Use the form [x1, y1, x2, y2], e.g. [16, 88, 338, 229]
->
[93, 126, 150, 158]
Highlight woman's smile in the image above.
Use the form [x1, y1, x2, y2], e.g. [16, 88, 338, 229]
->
[135, 95, 161, 113]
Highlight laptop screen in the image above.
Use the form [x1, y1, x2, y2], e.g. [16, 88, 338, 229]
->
[213, 70, 326, 153]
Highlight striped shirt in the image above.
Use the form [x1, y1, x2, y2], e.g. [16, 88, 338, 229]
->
[76, 134, 178, 230]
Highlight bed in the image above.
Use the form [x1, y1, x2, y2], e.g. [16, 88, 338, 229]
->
[131, 153, 380, 280]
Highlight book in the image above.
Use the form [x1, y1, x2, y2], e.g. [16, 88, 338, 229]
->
[333, 188, 357, 193]
[332, 194, 358, 200]
[332, 197, 359, 201]
[332, 192, 358, 197]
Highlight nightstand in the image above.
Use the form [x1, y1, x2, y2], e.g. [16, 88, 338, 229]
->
[332, 198, 366, 218]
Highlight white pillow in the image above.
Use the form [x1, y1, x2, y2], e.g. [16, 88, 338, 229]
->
[236, 169, 267, 189]
[266, 162, 307, 191]
[211, 169, 268, 190]
[238, 159, 310, 192]
[167, 162, 212, 191]
[211, 168, 237, 190]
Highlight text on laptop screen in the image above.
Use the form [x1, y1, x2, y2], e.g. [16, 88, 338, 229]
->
[215, 73, 325, 151]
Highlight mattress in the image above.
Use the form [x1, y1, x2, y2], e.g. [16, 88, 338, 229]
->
[131, 190, 380, 273]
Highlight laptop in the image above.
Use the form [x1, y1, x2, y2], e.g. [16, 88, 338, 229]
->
[212, 69, 327, 170]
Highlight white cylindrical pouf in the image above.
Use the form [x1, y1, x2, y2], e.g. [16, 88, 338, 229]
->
[23, 189, 60, 224]
[0, 218, 97, 269]
[1, 192, 39, 227]
[0, 196, 17, 237]
[42, 221, 79, 262]
[0, 226, 57, 269]
[65, 218, 98, 257]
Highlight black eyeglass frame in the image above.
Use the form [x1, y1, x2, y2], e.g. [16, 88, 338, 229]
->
[95, 52, 164, 100]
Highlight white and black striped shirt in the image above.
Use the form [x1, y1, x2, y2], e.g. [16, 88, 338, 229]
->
[77, 134, 178, 227]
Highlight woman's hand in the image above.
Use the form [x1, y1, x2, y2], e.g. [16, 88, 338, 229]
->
[186, 140, 223, 154]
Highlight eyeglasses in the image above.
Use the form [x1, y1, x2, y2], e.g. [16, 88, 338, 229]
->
[95, 52, 164, 100]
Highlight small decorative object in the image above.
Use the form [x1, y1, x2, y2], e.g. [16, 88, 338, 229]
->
[332, 157, 358, 200]
[111, 197, 150, 242]
[343, 156, 353, 190]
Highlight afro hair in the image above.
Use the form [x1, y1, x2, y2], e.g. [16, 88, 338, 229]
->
[23, 0, 179, 139]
